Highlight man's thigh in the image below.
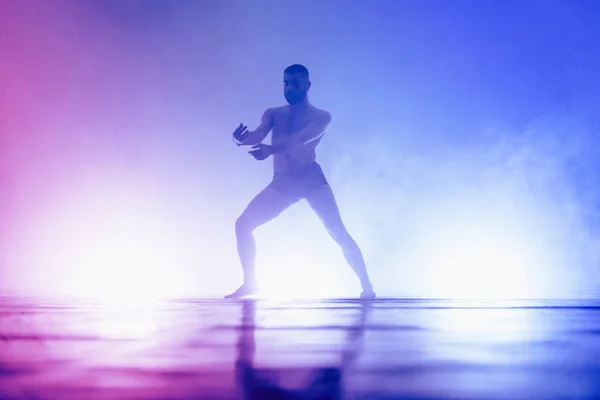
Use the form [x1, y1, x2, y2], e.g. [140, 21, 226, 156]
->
[237, 187, 298, 229]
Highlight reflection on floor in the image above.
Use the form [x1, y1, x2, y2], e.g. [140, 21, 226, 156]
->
[1, 297, 600, 399]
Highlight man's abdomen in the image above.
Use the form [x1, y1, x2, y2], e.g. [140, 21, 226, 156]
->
[273, 145, 318, 173]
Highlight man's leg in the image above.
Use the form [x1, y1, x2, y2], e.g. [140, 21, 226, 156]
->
[305, 184, 375, 299]
[226, 187, 298, 298]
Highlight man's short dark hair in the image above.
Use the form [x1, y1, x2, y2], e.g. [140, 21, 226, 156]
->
[284, 64, 309, 78]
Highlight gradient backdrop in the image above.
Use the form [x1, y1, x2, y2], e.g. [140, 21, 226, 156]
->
[1, 0, 600, 300]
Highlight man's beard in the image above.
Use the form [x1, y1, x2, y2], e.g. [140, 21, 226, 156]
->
[284, 91, 306, 105]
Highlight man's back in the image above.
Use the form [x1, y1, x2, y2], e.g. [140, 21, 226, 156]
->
[270, 104, 329, 172]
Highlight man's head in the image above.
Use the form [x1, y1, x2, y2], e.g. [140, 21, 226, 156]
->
[283, 64, 311, 105]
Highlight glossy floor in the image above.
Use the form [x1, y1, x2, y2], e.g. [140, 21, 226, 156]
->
[1, 298, 599, 400]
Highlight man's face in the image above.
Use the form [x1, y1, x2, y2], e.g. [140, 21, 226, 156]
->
[283, 72, 310, 105]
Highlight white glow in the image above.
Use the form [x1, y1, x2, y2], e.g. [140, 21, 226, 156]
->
[18, 175, 184, 302]
[76, 212, 176, 302]
[413, 205, 541, 299]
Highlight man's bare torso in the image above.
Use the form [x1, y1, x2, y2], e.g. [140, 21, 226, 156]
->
[270, 105, 328, 172]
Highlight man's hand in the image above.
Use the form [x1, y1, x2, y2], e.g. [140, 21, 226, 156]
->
[248, 143, 273, 161]
[232, 123, 249, 145]
[232, 110, 274, 146]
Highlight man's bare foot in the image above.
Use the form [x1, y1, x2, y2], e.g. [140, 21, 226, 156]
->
[225, 284, 258, 299]
[360, 289, 376, 300]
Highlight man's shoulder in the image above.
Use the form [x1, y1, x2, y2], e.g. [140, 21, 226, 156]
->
[267, 106, 287, 114]
[264, 106, 285, 124]
[311, 106, 331, 122]
[267, 105, 331, 121]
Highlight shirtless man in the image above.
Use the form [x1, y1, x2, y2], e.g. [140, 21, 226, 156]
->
[226, 64, 376, 300]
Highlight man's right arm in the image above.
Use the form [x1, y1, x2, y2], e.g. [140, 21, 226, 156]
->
[237, 108, 274, 146]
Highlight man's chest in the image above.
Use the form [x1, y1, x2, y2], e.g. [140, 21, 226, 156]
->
[272, 111, 312, 136]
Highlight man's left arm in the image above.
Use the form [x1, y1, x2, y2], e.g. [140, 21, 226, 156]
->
[272, 111, 332, 153]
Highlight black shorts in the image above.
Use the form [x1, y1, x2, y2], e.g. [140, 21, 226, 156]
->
[267, 162, 328, 199]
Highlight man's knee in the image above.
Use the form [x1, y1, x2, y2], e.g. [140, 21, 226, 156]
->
[325, 222, 354, 246]
[235, 214, 255, 235]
